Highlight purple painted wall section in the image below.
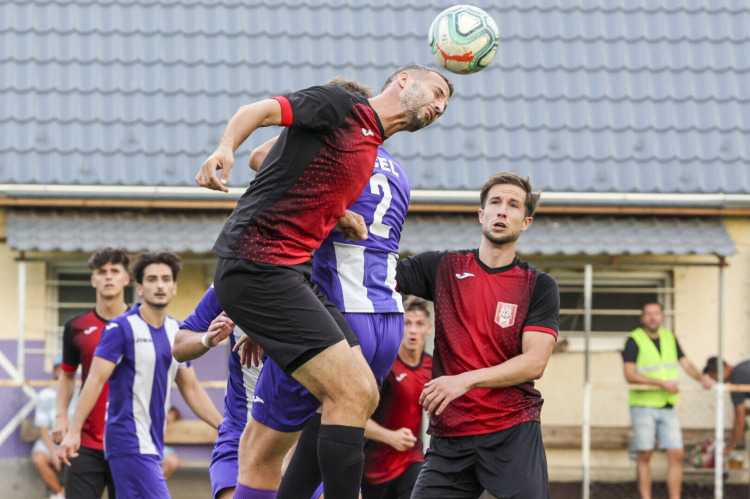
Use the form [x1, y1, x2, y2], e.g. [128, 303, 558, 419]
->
[0, 339, 230, 461]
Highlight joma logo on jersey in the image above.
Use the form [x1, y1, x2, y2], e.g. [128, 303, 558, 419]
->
[495, 302, 518, 328]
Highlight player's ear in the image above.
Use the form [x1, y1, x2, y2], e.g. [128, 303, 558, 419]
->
[478, 207, 484, 224]
[398, 71, 410, 88]
[521, 216, 533, 232]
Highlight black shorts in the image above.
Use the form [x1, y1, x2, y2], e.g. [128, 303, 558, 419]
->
[214, 257, 359, 374]
[411, 422, 549, 499]
[65, 445, 115, 499]
[362, 461, 422, 499]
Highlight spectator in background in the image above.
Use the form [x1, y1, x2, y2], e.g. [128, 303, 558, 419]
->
[33, 355, 77, 499]
[162, 407, 181, 480]
[702, 357, 750, 456]
[362, 297, 433, 499]
[622, 302, 711, 499]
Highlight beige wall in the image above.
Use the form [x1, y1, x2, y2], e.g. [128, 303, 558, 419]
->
[539, 219, 750, 431]
[2, 212, 750, 431]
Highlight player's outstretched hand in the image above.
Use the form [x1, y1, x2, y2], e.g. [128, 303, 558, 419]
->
[232, 334, 264, 368]
[58, 430, 81, 467]
[420, 374, 471, 416]
[196, 147, 234, 192]
[335, 210, 368, 241]
[388, 427, 417, 451]
[206, 312, 235, 348]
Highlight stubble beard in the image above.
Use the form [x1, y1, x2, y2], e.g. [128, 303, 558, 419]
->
[400, 84, 429, 132]
[482, 226, 520, 247]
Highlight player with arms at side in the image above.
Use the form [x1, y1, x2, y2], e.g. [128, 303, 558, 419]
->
[397, 172, 560, 499]
[362, 297, 433, 499]
[59, 252, 223, 498]
[52, 248, 131, 499]
[195, 65, 452, 499]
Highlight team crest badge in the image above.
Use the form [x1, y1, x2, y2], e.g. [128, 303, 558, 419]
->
[495, 302, 518, 328]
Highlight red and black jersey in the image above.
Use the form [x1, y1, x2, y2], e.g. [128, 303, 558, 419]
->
[364, 352, 433, 485]
[396, 250, 559, 437]
[61, 309, 109, 450]
[213, 85, 385, 265]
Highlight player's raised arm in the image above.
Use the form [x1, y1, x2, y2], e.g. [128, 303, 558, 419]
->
[196, 99, 283, 191]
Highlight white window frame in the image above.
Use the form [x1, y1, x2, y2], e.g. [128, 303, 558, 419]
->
[549, 269, 673, 352]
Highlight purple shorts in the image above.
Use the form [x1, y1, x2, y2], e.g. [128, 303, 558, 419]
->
[252, 312, 403, 432]
[109, 454, 169, 498]
[209, 423, 242, 498]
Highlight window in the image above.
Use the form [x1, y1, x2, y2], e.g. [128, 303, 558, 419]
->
[549, 269, 673, 351]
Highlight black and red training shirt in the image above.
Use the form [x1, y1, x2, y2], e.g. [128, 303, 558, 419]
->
[60, 309, 110, 450]
[212, 85, 385, 265]
[396, 250, 560, 437]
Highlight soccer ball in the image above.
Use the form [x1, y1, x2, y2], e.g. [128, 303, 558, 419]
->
[428, 5, 499, 74]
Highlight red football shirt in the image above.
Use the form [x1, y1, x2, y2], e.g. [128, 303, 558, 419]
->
[61, 309, 110, 450]
[364, 352, 432, 485]
[212, 85, 384, 265]
[397, 250, 559, 437]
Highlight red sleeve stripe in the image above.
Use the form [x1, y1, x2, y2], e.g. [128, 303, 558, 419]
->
[272, 96, 293, 127]
[522, 326, 558, 340]
[60, 362, 77, 373]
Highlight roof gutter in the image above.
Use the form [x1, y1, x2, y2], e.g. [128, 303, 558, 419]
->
[2, 184, 750, 212]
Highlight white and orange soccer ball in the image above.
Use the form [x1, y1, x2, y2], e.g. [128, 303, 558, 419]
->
[428, 5, 500, 74]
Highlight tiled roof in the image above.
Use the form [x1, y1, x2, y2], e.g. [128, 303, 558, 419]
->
[2, 0, 750, 193]
[6, 209, 737, 257]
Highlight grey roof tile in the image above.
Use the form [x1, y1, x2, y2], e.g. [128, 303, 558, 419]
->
[7, 209, 735, 257]
[2, 0, 750, 192]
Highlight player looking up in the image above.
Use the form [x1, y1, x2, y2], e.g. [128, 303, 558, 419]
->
[397, 172, 560, 499]
[195, 65, 452, 499]
[362, 297, 434, 499]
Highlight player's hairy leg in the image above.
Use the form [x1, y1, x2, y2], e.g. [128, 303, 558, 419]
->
[350, 345, 380, 417]
[277, 340, 376, 499]
[237, 420, 300, 490]
[292, 340, 376, 427]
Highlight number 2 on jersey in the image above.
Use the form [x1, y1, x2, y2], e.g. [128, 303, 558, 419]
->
[369, 173, 393, 238]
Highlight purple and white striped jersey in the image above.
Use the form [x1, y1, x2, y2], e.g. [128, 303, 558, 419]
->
[94, 304, 189, 459]
[312, 146, 410, 313]
[180, 285, 261, 432]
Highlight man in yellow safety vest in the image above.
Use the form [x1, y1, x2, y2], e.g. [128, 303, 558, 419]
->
[622, 302, 711, 499]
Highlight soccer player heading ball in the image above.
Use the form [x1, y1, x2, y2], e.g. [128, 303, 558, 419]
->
[196, 66, 452, 498]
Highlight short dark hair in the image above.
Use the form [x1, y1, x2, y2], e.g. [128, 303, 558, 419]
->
[131, 251, 182, 284]
[88, 248, 130, 271]
[641, 302, 664, 313]
[325, 76, 375, 98]
[381, 64, 454, 96]
[479, 172, 541, 217]
[404, 297, 431, 319]
[703, 356, 726, 375]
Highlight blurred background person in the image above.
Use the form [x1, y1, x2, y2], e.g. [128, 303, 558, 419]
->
[362, 298, 433, 499]
[33, 355, 78, 499]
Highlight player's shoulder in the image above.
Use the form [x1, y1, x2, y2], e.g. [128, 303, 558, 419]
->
[63, 309, 97, 330]
[515, 258, 557, 284]
[294, 84, 359, 105]
[107, 305, 140, 330]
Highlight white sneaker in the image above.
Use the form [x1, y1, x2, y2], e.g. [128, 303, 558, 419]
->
[49, 493, 65, 499]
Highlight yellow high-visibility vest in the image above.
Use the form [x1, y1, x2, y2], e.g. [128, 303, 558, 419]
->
[628, 327, 680, 407]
